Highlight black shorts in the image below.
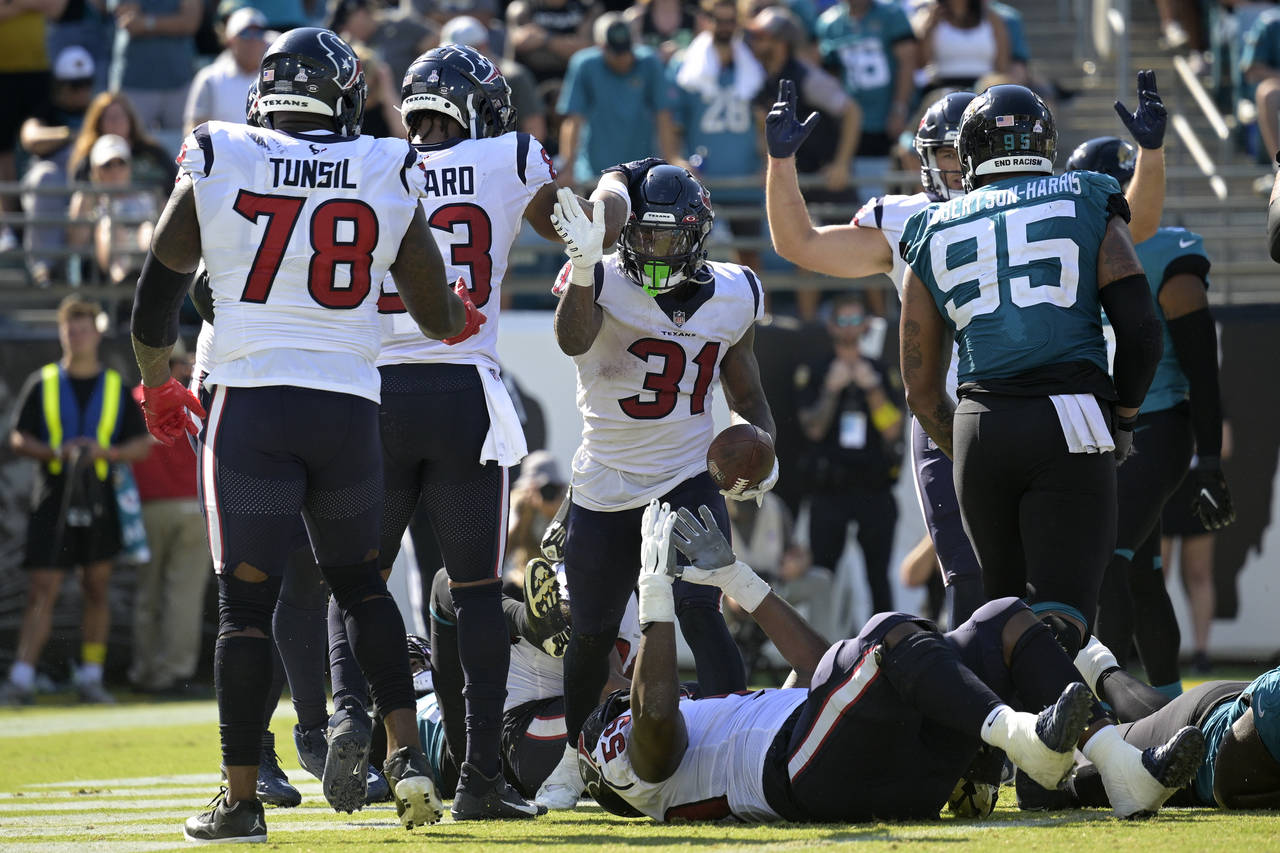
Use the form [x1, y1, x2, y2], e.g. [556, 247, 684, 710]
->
[23, 475, 121, 569]
[502, 696, 568, 799]
[1115, 404, 1194, 553]
[1161, 468, 1211, 537]
[0, 71, 51, 154]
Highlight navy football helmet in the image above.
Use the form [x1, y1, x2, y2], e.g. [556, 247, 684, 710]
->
[914, 91, 976, 201]
[618, 164, 714, 295]
[1065, 135, 1136, 190]
[257, 27, 366, 136]
[576, 690, 645, 818]
[957, 84, 1056, 191]
[400, 44, 516, 140]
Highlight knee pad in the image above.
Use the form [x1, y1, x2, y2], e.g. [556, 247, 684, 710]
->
[323, 559, 387, 611]
[217, 573, 282, 637]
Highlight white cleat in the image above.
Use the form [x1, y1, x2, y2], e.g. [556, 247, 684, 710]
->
[535, 745, 585, 810]
[995, 683, 1093, 791]
[1093, 725, 1205, 819]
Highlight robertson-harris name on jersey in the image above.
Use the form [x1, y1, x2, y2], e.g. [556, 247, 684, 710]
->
[927, 172, 1084, 225]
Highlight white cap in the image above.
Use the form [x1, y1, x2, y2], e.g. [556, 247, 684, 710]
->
[53, 45, 95, 82]
[90, 134, 131, 168]
[226, 6, 267, 39]
[440, 15, 489, 49]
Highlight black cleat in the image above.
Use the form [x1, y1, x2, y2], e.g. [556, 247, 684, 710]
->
[452, 761, 546, 820]
[523, 558, 570, 657]
[382, 746, 443, 828]
[257, 732, 301, 807]
[323, 697, 371, 813]
[366, 764, 392, 804]
[1015, 768, 1075, 811]
[183, 789, 267, 844]
[294, 723, 327, 781]
[1036, 682, 1094, 755]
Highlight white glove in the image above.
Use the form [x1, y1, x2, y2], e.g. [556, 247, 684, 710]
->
[637, 499, 678, 624]
[549, 186, 605, 287]
[721, 458, 779, 507]
[671, 505, 771, 612]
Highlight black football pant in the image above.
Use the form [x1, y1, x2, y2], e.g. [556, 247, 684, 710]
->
[808, 483, 898, 621]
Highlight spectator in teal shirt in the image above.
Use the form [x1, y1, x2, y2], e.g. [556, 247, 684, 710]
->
[558, 14, 670, 184]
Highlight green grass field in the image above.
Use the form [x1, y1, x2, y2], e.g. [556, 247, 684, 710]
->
[1, 690, 1276, 852]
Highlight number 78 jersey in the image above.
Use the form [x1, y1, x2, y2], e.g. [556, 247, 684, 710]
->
[899, 170, 1125, 386]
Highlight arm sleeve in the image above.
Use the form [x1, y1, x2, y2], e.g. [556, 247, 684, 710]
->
[1099, 274, 1163, 410]
[1166, 305, 1223, 457]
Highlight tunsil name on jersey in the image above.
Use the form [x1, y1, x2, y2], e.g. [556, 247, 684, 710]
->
[269, 157, 358, 189]
[421, 165, 475, 198]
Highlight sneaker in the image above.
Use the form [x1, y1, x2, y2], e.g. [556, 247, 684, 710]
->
[452, 761, 545, 820]
[258, 732, 302, 807]
[0, 680, 34, 706]
[523, 558, 570, 657]
[323, 697, 371, 813]
[76, 680, 115, 705]
[534, 744, 584, 810]
[1099, 725, 1205, 818]
[294, 723, 327, 781]
[1002, 682, 1093, 791]
[366, 765, 392, 804]
[183, 789, 267, 844]
[382, 746, 443, 829]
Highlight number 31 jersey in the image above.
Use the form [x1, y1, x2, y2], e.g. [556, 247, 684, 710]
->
[179, 121, 427, 403]
[900, 170, 1124, 389]
[568, 256, 764, 512]
[378, 132, 557, 371]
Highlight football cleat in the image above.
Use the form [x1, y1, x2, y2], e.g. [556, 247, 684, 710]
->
[1098, 725, 1204, 819]
[294, 723, 327, 781]
[1014, 768, 1075, 811]
[257, 732, 301, 807]
[366, 764, 392, 804]
[452, 761, 545, 820]
[183, 789, 267, 844]
[322, 697, 371, 813]
[382, 746, 443, 829]
[523, 558, 570, 657]
[1001, 682, 1092, 791]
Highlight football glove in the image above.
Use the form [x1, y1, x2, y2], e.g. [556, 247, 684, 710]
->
[765, 79, 819, 159]
[550, 186, 605, 286]
[1189, 455, 1236, 530]
[1113, 414, 1137, 465]
[722, 458, 779, 507]
[671, 505, 771, 612]
[540, 488, 571, 563]
[637, 499, 678, 624]
[141, 377, 205, 445]
[442, 278, 487, 345]
[1114, 69, 1166, 150]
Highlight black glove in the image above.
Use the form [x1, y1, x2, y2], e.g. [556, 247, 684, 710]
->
[1114, 69, 1166, 150]
[1114, 414, 1137, 464]
[765, 79, 819, 159]
[600, 157, 666, 193]
[1189, 455, 1236, 530]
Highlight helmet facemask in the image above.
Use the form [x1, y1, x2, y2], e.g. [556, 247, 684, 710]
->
[618, 219, 709, 296]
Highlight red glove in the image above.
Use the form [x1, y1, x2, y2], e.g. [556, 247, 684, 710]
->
[443, 278, 487, 346]
[141, 377, 206, 445]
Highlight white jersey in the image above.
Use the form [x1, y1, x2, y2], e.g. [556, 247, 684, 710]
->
[506, 575, 640, 712]
[587, 688, 807, 822]
[569, 257, 765, 512]
[178, 121, 429, 403]
[852, 190, 960, 396]
[378, 132, 557, 371]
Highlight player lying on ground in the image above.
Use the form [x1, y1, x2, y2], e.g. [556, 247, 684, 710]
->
[577, 500, 1204, 823]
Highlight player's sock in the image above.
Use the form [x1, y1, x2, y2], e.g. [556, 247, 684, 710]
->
[1094, 552, 1135, 668]
[562, 631, 614, 745]
[429, 575, 468, 782]
[1131, 549, 1183, 690]
[948, 574, 986, 627]
[328, 597, 370, 708]
[451, 581, 509, 779]
[1008, 617, 1107, 719]
[274, 598, 329, 730]
[263, 645, 286, 726]
[341, 594, 415, 716]
[1095, 667, 1172, 720]
[676, 598, 746, 695]
[216, 634, 274, 767]
[880, 630, 1003, 735]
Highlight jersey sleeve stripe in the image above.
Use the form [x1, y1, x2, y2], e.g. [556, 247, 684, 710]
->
[743, 267, 762, 318]
[193, 123, 215, 177]
[594, 261, 605, 300]
[400, 141, 417, 195]
[516, 132, 531, 185]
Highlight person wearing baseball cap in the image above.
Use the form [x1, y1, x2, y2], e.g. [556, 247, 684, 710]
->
[184, 7, 269, 130]
[441, 14, 546, 139]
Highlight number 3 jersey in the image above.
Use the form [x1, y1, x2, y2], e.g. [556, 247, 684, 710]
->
[378, 132, 557, 371]
[567, 256, 764, 512]
[179, 121, 428, 403]
[899, 170, 1126, 395]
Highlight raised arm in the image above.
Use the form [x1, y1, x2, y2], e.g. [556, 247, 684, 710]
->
[720, 325, 776, 441]
[551, 187, 606, 356]
[1115, 70, 1167, 243]
[900, 267, 954, 458]
[525, 171, 628, 247]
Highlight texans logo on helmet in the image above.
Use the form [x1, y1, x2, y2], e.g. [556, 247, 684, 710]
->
[317, 29, 360, 89]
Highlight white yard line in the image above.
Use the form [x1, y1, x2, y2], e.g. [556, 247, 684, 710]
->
[0, 704, 221, 738]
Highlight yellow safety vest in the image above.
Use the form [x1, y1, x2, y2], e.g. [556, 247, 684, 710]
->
[41, 363, 121, 481]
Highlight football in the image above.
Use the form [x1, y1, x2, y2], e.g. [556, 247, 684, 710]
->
[706, 424, 775, 495]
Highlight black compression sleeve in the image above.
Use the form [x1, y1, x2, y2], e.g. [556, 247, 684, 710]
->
[1269, 195, 1280, 263]
[189, 265, 214, 324]
[131, 251, 195, 347]
[1099, 273, 1163, 409]
[1167, 306, 1223, 457]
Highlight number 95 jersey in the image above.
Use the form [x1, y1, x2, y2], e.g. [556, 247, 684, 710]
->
[568, 256, 764, 512]
[900, 170, 1126, 389]
[179, 121, 428, 402]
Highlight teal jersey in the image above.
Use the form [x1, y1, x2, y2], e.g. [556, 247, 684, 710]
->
[665, 63, 762, 202]
[901, 171, 1124, 387]
[1240, 10, 1280, 101]
[1134, 227, 1211, 415]
[1196, 668, 1280, 805]
[816, 0, 914, 133]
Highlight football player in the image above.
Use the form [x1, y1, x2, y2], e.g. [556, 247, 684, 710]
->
[898, 84, 1164, 663]
[131, 28, 465, 842]
[1067, 135, 1234, 703]
[323, 44, 629, 821]
[576, 500, 1202, 822]
[540, 160, 777, 808]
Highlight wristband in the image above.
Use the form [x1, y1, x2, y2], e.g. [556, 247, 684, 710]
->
[721, 561, 771, 612]
[637, 573, 675, 624]
[569, 263, 595, 287]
